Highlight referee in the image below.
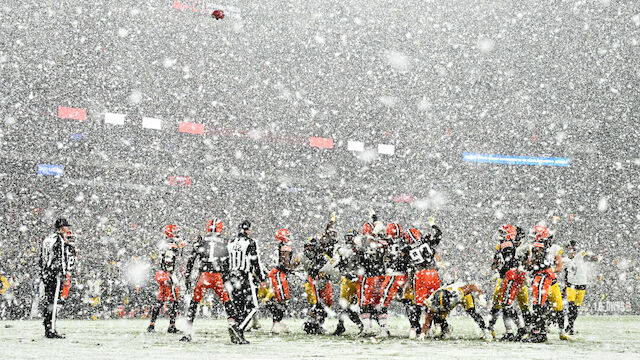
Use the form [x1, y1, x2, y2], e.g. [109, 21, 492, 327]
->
[227, 220, 267, 343]
[40, 218, 71, 339]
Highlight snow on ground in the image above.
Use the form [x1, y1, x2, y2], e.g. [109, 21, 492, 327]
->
[1, 316, 639, 359]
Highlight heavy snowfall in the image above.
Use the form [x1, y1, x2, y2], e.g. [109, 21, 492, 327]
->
[1, 0, 639, 358]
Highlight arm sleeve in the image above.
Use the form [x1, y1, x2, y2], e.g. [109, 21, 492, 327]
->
[249, 240, 267, 282]
[185, 244, 198, 278]
[431, 225, 443, 243]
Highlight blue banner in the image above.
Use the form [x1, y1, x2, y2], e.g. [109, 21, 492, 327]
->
[463, 153, 570, 167]
[37, 164, 64, 176]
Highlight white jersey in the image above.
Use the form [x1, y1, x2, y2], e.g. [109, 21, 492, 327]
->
[546, 244, 563, 269]
[565, 250, 597, 286]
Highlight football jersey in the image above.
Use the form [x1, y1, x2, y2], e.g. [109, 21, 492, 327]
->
[385, 237, 410, 275]
[190, 234, 229, 273]
[495, 241, 518, 277]
[334, 245, 361, 279]
[565, 250, 596, 285]
[530, 243, 562, 273]
[409, 240, 437, 270]
[160, 241, 181, 273]
[276, 242, 295, 273]
[359, 236, 386, 276]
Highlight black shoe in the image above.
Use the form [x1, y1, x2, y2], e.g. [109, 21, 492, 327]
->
[228, 327, 239, 344]
[146, 325, 155, 333]
[237, 329, 249, 345]
[45, 332, 65, 339]
[565, 326, 574, 336]
[514, 328, 527, 341]
[179, 335, 192, 342]
[500, 333, 515, 342]
[525, 332, 547, 343]
[167, 325, 180, 334]
[333, 323, 346, 336]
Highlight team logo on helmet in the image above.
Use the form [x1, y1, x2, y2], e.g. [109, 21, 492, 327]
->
[164, 224, 178, 238]
[404, 228, 421, 244]
[362, 222, 374, 236]
[207, 217, 224, 234]
[532, 225, 550, 241]
[275, 228, 291, 243]
[499, 224, 518, 241]
[386, 223, 403, 239]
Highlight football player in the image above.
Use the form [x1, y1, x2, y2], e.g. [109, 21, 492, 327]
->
[487, 225, 530, 341]
[147, 224, 183, 334]
[419, 283, 492, 341]
[302, 236, 334, 334]
[407, 225, 441, 339]
[265, 228, 299, 334]
[357, 221, 388, 336]
[526, 225, 568, 342]
[180, 218, 244, 343]
[377, 223, 410, 338]
[333, 229, 364, 336]
[563, 240, 599, 335]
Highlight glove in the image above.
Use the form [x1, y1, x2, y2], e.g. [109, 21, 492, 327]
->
[428, 217, 436, 226]
[185, 280, 192, 290]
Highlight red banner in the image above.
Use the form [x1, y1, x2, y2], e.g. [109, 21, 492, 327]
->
[309, 137, 334, 149]
[168, 176, 192, 186]
[178, 122, 205, 135]
[393, 194, 413, 203]
[58, 106, 87, 121]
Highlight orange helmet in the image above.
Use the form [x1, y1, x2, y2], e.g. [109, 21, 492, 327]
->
[206, 217, 224, 234]
[532, 225, 550, 241]
[362, 222, 374, 236]
[164, 224, 178, 238]
[404, 228, 421, 244]
[386, 223, 403, 239]
[499, 224, 517, 241]
[275, 228, 291, 243]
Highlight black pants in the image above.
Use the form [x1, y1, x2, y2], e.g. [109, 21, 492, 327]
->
[42, 275, 63, 334]
[229, 272, 258, 331]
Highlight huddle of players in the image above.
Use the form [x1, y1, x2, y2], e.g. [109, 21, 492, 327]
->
[146, 215, 588, 344]
[298, 214, 492, 341]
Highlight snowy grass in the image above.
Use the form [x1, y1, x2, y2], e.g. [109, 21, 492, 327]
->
[1, 316, 639, 359]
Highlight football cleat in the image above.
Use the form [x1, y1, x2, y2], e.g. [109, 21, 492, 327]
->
[167, 325, 180, 334]
[483, 329, 493, 342]
[179, 335, 192, 342]
[146, 325, 155, 333]
[45, 331, 65, 339]
[333, 323, 346, 336]
[409, 328, 417, 339]
[559, 332, 571, 340]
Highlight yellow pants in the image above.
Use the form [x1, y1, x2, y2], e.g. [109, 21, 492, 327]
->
[258, 286, 275, 304]
[340, 277, 358, 304]
[548, 283, 563, 311]
[566, 286, 586, 307]
[492, 278, 530, 311]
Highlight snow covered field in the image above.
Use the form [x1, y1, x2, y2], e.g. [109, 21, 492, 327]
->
[2, 316, 639, 359]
